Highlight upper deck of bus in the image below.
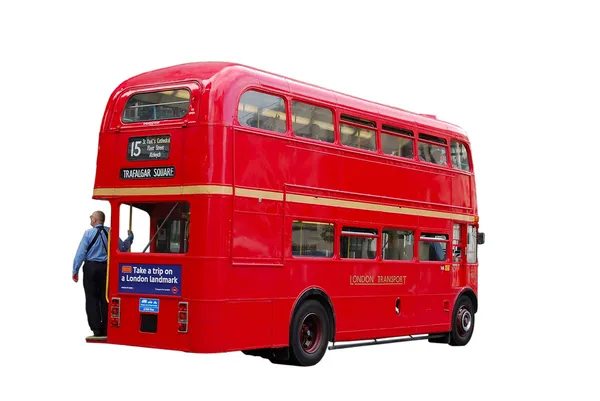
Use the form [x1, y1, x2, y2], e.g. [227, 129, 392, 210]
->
[93, 62, 476, 216]
[99, 61, 469, 141]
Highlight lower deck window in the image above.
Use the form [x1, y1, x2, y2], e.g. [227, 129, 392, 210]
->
[467, 225, 478, 263]
[292, 221, 334, 257]
[419, 233, 448, 261]
[382, 229, 414, 260]
[340, 227, 378, 259]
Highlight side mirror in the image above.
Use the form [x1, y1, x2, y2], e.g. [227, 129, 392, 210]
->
[477, 232, 485, 245]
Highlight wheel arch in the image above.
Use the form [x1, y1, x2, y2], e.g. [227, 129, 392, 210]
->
[456, 287, 478, 313]
[289, 287, 336, 343]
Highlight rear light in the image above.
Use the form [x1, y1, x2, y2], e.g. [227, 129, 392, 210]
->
[178, 302, 188, 333]
[111, 297, 120, 327]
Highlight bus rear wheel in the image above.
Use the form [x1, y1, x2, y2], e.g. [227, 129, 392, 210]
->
[450, 295, 475, 346]
[289, 300, 329, 366]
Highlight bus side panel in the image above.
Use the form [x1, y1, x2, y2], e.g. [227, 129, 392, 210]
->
[416, 216, 454, 328]
[271, 297, 294, 347]
[285, 141, 341, 192]
[230, 127, 286, 266]
[232, 128, 289, 191]
[452, 173, 472, 210]
[221, 298, 274, 351]
[335, 152, 454, 212]
[231, 197, 283, 261]
[220, 128, 288, 350]
[193, 124, 232, 185]
[180, 190, 231, 352]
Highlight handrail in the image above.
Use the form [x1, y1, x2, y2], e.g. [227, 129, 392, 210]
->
[128, 203, 132, 252]
[105, 231, 111, 303]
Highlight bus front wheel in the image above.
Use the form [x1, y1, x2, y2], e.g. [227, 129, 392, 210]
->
[289, 300, 330, 366]
[450, 295, 475, 346]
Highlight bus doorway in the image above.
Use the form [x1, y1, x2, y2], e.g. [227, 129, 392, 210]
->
[118, 201, 190, 254]
[97, 201, 192, 349]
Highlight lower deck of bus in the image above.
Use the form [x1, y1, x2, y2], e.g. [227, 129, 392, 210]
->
[94, 192, 479, 353]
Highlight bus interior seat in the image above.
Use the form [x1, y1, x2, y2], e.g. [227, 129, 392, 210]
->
[402, 243, 413, 260]
[419, 241, 430, 261]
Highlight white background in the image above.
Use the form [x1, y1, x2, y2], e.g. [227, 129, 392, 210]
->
[2, 1, 598, 400]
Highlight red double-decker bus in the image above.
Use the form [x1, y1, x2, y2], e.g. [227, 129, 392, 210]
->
[90, 61, 485, 366]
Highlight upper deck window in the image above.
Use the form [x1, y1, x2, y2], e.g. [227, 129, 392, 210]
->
[291, 101, 334, 143]
[339, 114, 377, 152]
[238, 90, 287, 134]
[122, 89, 190, 123]
[381, 125, 414, 159]
[418, 133, 448, 166]
[450, 140, 471, 172]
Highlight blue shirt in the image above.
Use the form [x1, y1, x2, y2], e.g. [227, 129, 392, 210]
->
[72, 224, 134, 275]
[430, 241, 446, 261]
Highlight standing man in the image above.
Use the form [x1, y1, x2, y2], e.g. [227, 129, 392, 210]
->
[72, 211, 134, 337]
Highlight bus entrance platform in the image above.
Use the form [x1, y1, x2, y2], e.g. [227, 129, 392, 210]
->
[85, 335, 107, 343]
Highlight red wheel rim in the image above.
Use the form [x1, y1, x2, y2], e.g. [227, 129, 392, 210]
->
[299, 313, 322, 354]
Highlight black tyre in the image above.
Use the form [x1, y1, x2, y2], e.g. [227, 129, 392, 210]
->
[450, 295, 475, 346]
[428, 332, 450, 343]
[289, 300, 330, 366]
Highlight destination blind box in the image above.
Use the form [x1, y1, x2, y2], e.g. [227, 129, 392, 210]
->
[127, 134, 171, 161]
[120, 166, 175, 179]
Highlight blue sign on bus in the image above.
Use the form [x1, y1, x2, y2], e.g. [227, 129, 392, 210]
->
[139, 298, 159, 313]
[118, 263, 182, 296]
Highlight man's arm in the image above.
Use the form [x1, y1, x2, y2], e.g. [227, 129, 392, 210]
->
[73, 231, 89, 276]
[119, 231, 134, 252]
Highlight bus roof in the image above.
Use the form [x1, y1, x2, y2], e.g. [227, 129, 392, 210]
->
[115, 61, 469, 140]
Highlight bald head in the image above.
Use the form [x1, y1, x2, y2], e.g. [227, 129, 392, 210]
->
[90, 210, 105, 227]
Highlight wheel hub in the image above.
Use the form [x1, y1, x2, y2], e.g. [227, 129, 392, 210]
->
[300, 313, 322, 354]
[461, 310, 471, 331]
[456, 306, 472, 336]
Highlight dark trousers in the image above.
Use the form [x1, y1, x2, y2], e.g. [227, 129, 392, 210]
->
[83, 261, 108, 336]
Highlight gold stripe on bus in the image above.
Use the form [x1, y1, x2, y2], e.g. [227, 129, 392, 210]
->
[93, 185, 233, 197]
[93, 185, 475, 222]
[285, 193, 475, 222]
[235, 187, 284, 201]
[183, 185, 233, 195]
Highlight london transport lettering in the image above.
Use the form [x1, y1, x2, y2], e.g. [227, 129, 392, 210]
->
[349, 275, 407, 285]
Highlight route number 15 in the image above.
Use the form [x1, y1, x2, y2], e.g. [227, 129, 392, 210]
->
[130, 140, 142, 157]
